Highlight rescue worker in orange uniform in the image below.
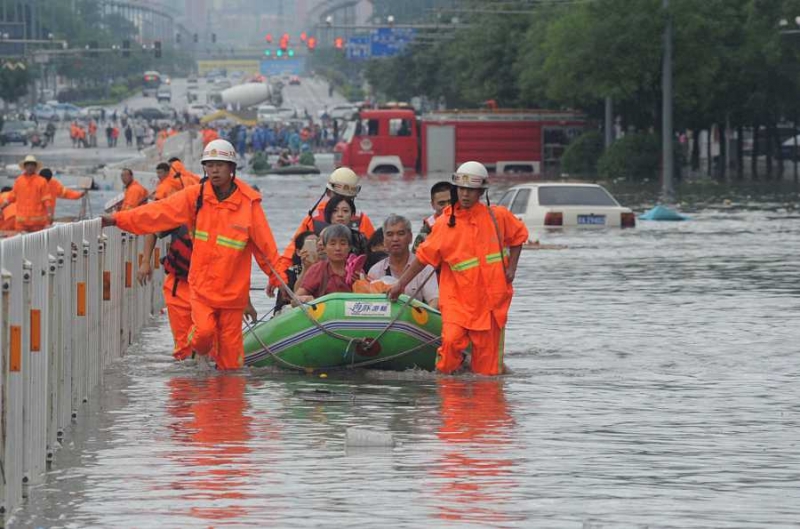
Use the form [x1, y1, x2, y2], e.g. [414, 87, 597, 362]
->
[40, 168, 86, 212]
[0, 186, 16, 231]
[388, 161, 528, 376]
[273, 167, 375, 294]
[102, 139, 286, 370]
[119, 168, 150, 211]
[0, 155, 54, 232]
[201, 127, 219, 147]
[138, 159, 202, 361]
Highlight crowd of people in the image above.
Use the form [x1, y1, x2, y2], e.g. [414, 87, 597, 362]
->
[100, 138, 528, 377]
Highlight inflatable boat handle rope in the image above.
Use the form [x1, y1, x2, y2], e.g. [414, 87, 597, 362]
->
[242, 260, 439, 371]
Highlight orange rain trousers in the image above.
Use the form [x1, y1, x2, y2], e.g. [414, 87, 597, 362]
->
[438, 317, 505, 376]
[163, 274, 193, 361]
[189, 294, 245, 370]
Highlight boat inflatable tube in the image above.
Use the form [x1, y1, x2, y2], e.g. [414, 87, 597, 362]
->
[639, 205, 689, 221]
[243, 293, 441, 371]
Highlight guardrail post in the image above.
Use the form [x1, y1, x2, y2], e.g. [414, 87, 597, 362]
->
[20, 259, 31, 497]
[0, 266, 11, 521]
[45, 252, 57, 470]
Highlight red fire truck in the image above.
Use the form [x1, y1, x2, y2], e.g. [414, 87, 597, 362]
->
[334, 108, 588, 176]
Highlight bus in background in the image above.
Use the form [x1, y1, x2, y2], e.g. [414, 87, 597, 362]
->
[142, 71, 161, 97]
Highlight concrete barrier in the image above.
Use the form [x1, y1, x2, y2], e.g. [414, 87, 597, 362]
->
[0, 221, 167, 524]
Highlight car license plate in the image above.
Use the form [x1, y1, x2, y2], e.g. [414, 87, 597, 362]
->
[578, 214, 606, 225]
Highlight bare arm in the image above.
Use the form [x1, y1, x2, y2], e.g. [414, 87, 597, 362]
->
[137, 234, 157, 285]
[387, 259, 427, 302]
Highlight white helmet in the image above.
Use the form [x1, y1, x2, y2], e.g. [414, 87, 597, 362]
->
[451, 161, 489, 189]
[327, 167, 361, 197]
[201, 139, 237, 165]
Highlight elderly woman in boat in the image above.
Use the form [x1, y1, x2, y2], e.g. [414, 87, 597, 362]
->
[294, 224, 356, 303]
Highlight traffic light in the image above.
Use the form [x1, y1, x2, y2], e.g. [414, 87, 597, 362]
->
[288, 48, 295, 57]
[211, 33, 217, 44]
[122, 39, 130, 58]
[279, 35, 288, 51]
[265, 33, 273, 43]
[300, 31, 307, 42]
[334, 36, 344, 49]
[154, 40, 162, 58]
[276, 49, 283, 57]
[307, 36, 317, 50]
[264, 49, 271, 56]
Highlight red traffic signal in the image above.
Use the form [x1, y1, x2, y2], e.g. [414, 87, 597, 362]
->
[334, 36, 344, 49]
[300, 31, 307, 42]
[265, 33, 273, 43]
[307, 36, 317, 50]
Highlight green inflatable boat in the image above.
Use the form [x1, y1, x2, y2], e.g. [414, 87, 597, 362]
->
[243, 293, 441, 372]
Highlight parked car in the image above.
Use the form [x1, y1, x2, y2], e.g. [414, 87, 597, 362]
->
[187, 75, 198, 87]
[157, 86, 172, 103]
[186, 103, 214, 119]
[0, 120, 37, 146]
[497, 183, 636, 228]
[81, 106, 107, 120]
[256, 104, 278, 122]
[289, 75, 301, 86]
[33, 103, 57, 121]
[133, 107, 169, 121]
[53, 103, 82, 120]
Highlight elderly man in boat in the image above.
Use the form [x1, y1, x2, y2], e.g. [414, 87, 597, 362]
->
[366, 214, 439, 309]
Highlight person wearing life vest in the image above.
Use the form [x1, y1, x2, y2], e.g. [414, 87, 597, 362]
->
[40, 168, 86, 213]
[388, 161, 528, 376]
[102, 139, 286, 370]
[0, 186, 16, 231]
[119, 168, 150, 211]
[273, 167, 375, 294]
[413, 180, 453, 253]
[0, 155, 54, 232]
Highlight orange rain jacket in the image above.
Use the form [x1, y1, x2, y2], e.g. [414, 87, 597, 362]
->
[48, 177, 83, 210]
[1, 174, 53, 232]
[201, 128, 219, 146]
[155, 160, 202, 200]
[0, 191, 16, 231]
[113, 180, 286, 310]
[120, 180, 150, 211]
[416, 202, 528, 330]
[276, 197, 376, 279]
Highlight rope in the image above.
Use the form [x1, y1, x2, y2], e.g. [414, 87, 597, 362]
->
[242, 316, 310, 372]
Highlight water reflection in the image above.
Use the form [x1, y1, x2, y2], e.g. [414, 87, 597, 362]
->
[432, 378, 523, 524]
[166, 375, 254, 522]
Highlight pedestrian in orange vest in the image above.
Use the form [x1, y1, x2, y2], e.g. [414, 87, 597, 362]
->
[88, 119, 98, 147]
[119, 168, 150, 211]
[201, 127, 219, 146]
[102, 139, 286, 370]
[40, 168, 86, 214]
[274, 167, 375, 295]
[0, 155, 54, 232]
[0, 186, 16, 231]
[388, 161, 528, 376]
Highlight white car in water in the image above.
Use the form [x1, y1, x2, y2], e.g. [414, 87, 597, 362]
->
[497, 182, 636, 228]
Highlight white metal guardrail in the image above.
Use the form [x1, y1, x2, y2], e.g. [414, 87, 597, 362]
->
[0, 220, 167, 525]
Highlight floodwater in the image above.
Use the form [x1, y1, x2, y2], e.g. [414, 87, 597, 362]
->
[10, 175, 800, 528]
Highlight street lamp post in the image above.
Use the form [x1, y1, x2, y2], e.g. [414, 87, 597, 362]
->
[661, 0, 674, 203]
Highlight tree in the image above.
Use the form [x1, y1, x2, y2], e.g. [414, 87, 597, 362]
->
[0, 66, 31, 106]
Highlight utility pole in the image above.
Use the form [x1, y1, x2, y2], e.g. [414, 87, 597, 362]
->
[604, 96, 614, 148]
[661, 0, 675, 203]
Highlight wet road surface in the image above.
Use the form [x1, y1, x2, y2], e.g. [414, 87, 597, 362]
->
[8, 177, 800, 528]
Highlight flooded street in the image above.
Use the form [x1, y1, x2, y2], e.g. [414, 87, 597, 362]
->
[9, 176, 800, 528]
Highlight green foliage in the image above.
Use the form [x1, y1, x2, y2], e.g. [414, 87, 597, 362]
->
[0, 67, 31, 104]
[561, 131, 605, 178]
[597, 133, 661, 182]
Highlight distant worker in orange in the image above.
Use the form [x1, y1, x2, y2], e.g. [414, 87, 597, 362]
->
[201, 126, 219, 146]
[0, 186, 16, 231]
[102, 139, 286, 370]
[119, 168, 150, 211]
[388, 161, 528, 376]
[274, 167, 375, 294]
[40, 168, 86, 213]
[138, 159, 201, 361]
[0, 155, 54, 232]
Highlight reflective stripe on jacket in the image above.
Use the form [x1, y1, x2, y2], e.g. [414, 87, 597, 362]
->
[415, 203, 528, 330]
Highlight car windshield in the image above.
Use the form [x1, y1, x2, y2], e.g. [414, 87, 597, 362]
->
[537, 185, 618, 206]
